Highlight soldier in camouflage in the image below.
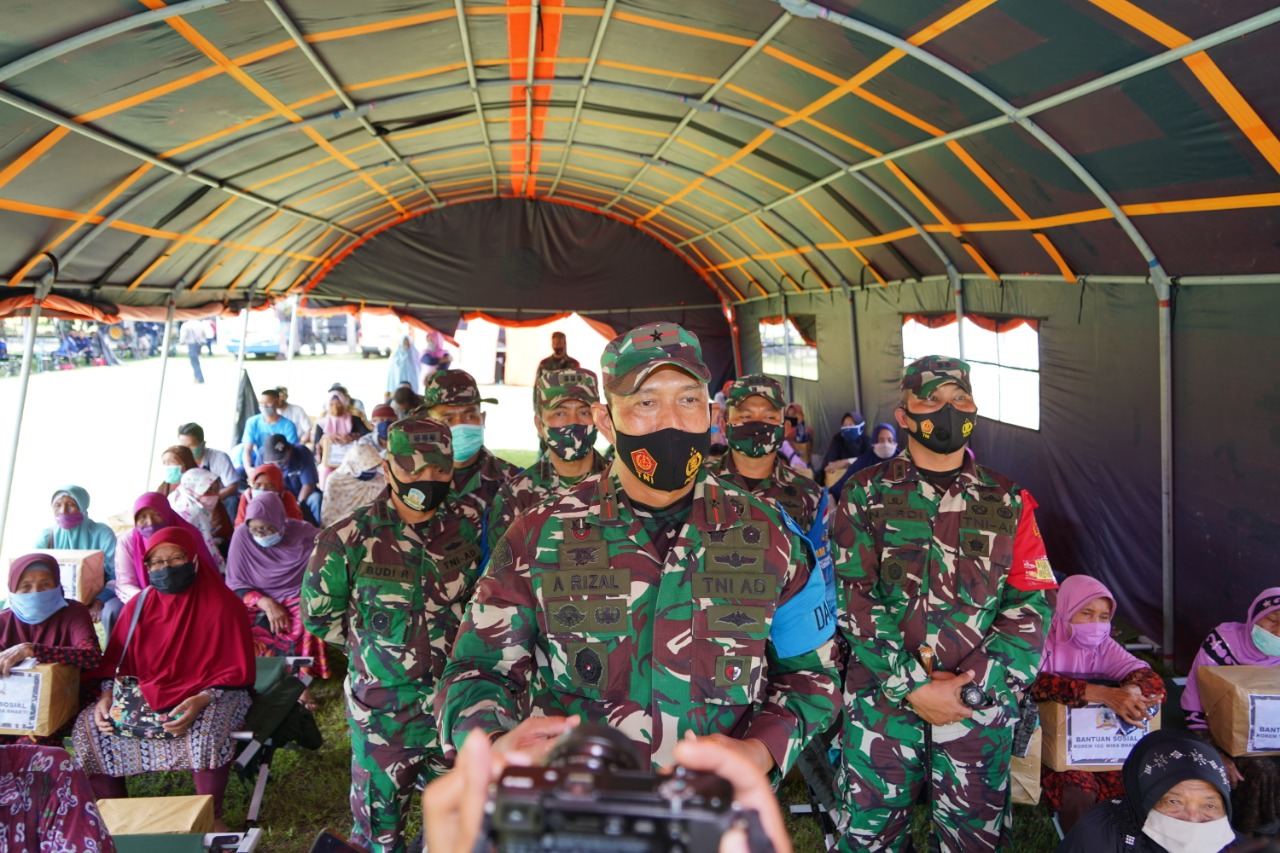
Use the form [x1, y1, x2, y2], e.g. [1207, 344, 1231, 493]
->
[301, 418, 486, 853]
[486, 368, 609, 553]
[832, 355, 1057, 852]
[438, 322, 841, 778]
[417, 368, 519, 514]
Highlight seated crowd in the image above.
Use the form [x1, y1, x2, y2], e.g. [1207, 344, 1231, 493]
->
[0, 330, 1276, 853]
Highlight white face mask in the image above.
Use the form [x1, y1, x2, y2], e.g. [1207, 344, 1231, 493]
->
[873, 441, 897, 459]
[1142, 809, 1235, 853]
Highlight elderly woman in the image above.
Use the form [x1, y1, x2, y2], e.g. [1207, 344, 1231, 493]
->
[321, 442, 387, 527]
[827, 421, 898, 496]
[114, 492, 222, 604]
[1181, 587, 1280, 837]
[1031, 575, 1166, 832]
[73, 528, 253, 832]
[1058, 729, 1240, 852]
[169, 467, 231, 561]
[233, 463, 304, 526]
[313, 390, 370, 486]
[0, 554, 103, 746]
[155, 444, 197, 497]
[36, 485, 122, 633]
[226, 492, 328, 684]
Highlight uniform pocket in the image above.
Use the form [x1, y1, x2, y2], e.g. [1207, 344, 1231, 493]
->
[538, 602, 632, 702]
[692, 605, 767, 706]
[356, 585, 415, 646]
[878, 544, 927, 601]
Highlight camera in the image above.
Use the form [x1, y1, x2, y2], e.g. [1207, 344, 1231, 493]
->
[476, 723, 772, 853]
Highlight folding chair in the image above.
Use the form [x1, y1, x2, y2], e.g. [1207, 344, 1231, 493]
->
[791, 726, 841, 849]
[231, 656, 324, 826]
[112, 829, 264, 852]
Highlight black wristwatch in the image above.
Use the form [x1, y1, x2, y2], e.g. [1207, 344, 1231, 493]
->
[960, 683, 991, 709]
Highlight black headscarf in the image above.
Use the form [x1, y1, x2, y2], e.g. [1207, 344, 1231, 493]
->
[821, 411, 868, 469]
[1122, 729, 1233, 825]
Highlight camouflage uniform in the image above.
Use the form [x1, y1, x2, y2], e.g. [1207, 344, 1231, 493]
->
[488, 370, 608, 553]
[832, 357, 1057, 852]
[302, 419, 485, 853]
[439, 322, 841, 776]
[417, 369, 519, 513]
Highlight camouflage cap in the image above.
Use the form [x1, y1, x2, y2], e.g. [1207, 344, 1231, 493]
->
[900, 355, 973, 398]
[536, 368, 600, 409]
[600, 322, 711, 395]
[422, 368, 498, 408]
[725, 374, 785, 410]
[386, 416, 453, 473]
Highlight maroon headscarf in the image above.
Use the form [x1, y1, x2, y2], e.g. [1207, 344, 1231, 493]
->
[92, 527, 253, 709]
[0, 553, 96, 650]
[225, 492, 317, 601]
[128, 491, 220, 592]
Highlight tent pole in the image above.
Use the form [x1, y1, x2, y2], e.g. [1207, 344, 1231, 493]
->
[1156, 280, 1175, 664]
[235, 285, 254, 378]
[0, 275, 51, 559]
[950, 267, 966, 359]
[143, 290, 178, 489]
[286, 296, 298, 363]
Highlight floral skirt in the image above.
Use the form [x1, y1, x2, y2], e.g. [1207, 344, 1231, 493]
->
[71, 688, 251, 776]
[248, 596, 330, 679]
[0, 744, 116, 852]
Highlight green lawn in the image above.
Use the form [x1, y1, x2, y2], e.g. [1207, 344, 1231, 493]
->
[123, 649, 1060, 852]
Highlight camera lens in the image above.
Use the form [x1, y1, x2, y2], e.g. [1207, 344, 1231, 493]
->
[546, 723, 642, 772]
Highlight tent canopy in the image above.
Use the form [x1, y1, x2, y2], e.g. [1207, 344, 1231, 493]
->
[2, 1, 1279, 665]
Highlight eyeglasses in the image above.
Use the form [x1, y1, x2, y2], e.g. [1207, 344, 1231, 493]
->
[145, 555, 188, 570]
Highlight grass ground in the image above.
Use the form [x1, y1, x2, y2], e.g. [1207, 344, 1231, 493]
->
[124, 648, 1060, 853]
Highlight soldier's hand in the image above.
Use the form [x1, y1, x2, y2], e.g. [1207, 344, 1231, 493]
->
[493, 715, 578, 762]
[906, 671, 974, 725]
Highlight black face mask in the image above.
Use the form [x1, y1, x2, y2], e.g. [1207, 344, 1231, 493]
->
[388, 469, 450, 513]
[613, 425, 711, 492]
[149, 561, 197, 595]
[902, 403, 977, 455]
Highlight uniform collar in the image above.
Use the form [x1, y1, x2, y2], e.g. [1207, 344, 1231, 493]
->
[883, 452, 998, 495]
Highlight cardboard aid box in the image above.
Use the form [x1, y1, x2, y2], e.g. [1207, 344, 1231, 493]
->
[1197, 665, 1280, 757]
[0, 662, 81, 736]
[14, 548, 105, 606]
[98, 795, 215, 835]
[1040, 700, 1161, 773]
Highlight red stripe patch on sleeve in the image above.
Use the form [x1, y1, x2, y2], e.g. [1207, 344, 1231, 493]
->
[1008, 488, 1057, 592]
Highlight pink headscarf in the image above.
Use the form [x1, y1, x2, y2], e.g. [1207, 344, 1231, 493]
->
[1181, 587, 1280, 726]
[319, 391, 353, 438]
[1041, 574, 1145, 681]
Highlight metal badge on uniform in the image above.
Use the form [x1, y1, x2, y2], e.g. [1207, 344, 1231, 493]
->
[369, 611, 391, 634]
[715, 655, 751, 688]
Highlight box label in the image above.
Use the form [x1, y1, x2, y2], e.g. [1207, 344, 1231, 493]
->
[1065, 705, 1151, 767]
[1248, 695, 1280, 753]
[0, 671, 42, 731]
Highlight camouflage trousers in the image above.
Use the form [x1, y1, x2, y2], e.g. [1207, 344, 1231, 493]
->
[835, 691, 1014, 852]
[346, 687, 447, 853]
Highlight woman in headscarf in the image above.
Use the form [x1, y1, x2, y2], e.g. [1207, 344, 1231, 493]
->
[35, 485, 122, 633]
[169, 467, 231, 562]
[233, 463, 304, 526]
[0, 554, 103, 746]
[321, 441, 387, 527]
[821, 410, 868, 470]
[114, 492, 222, 604]
[1058, 729, 1240, 852]
[1031, 575, 1166, 832]
[72, 527, 254, 832]
[1181, 587, 1280, 836]
[226, 493, 328, 688]
[155, 444, 197, 497]
[0, 745, 116, 852]
[387, 334, 420, 392]
[827, 421, 898, 497]
[313, 390, 370, 487]
[781, 402, 813, 470]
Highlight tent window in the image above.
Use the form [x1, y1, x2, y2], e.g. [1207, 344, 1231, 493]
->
[901, 315, 1040, 431]
[760, 316, 818, 380]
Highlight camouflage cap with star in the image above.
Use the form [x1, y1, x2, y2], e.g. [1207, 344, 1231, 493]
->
[422, 368, 498, 408]
[600, 322, 712, 395]
[386, 416, 453, 473]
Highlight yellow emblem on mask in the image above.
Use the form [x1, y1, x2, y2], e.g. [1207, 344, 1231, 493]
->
[962, 419, 974, 437]
[920, 419, 934, 438]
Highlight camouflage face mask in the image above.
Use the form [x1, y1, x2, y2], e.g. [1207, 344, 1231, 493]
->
[726, 420, 783, 458]
[544, 423, 597, 462]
